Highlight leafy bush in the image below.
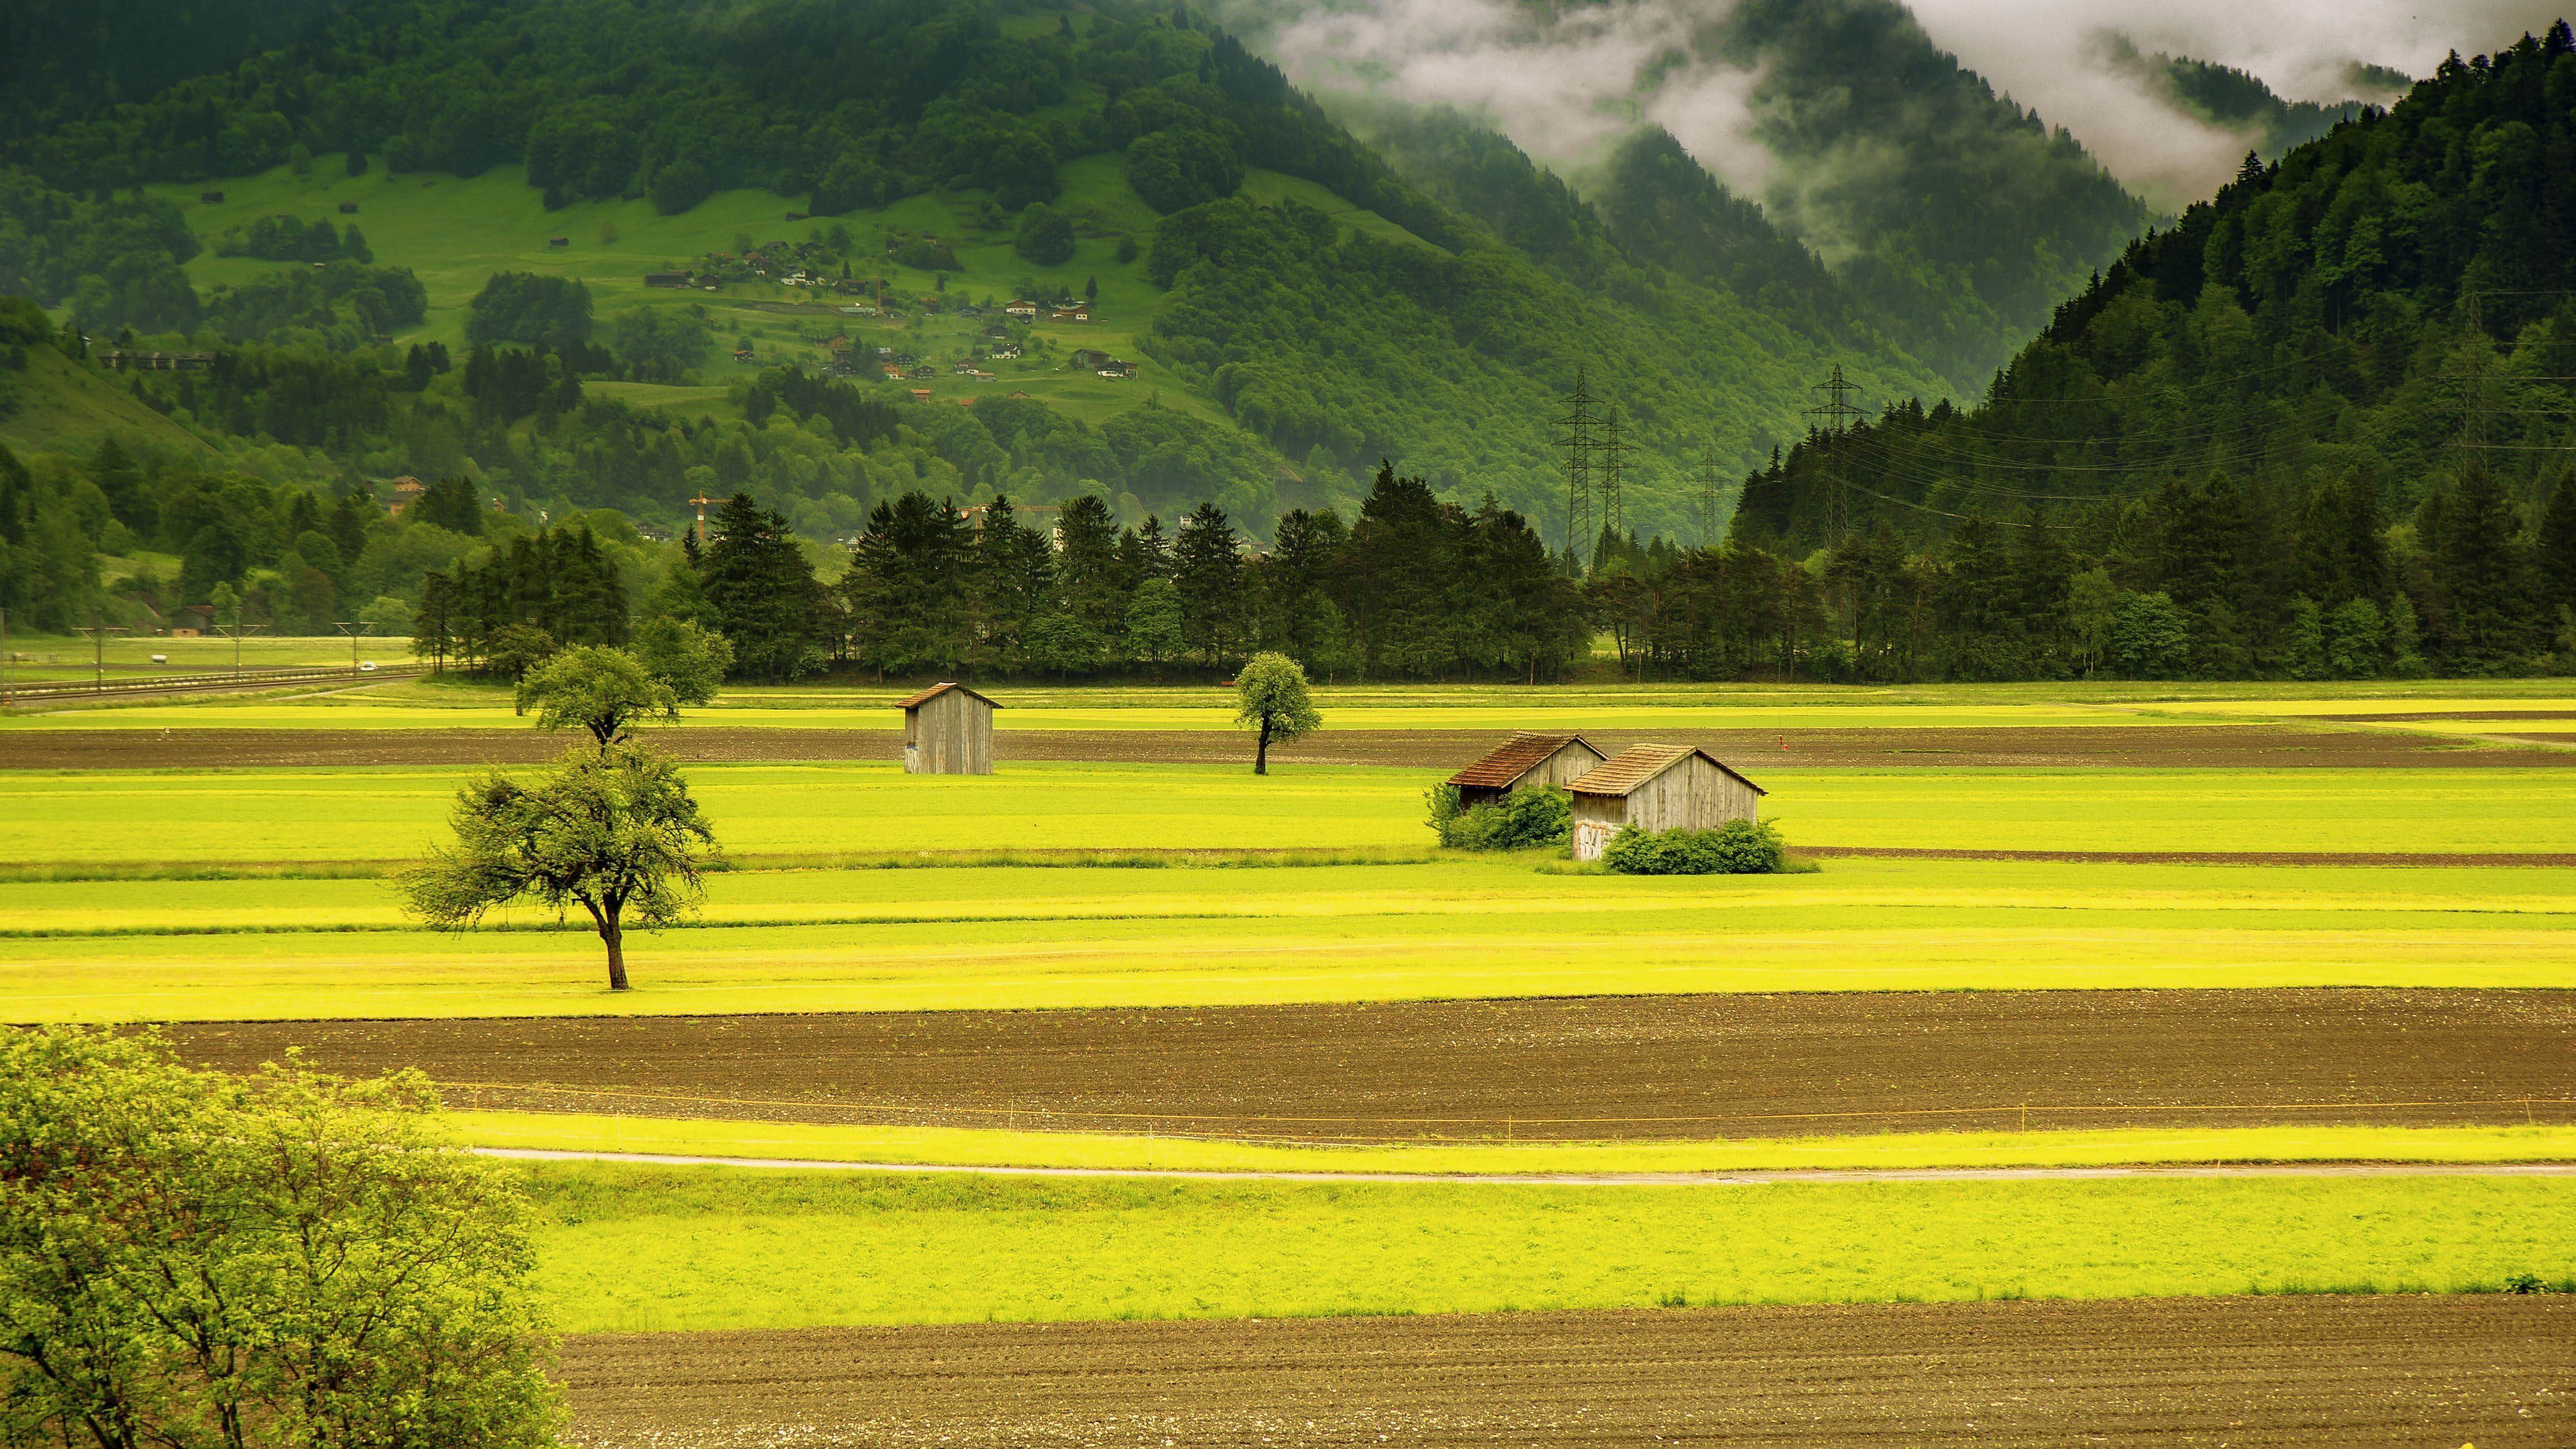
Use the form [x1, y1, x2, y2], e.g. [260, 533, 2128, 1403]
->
[1425, 782, 1572, 850]
[1603, 817, 1786, 875]
[1127, 125, 1243, 214]
[1015, 204, 1075, 266]
[465, 271, 592, 348]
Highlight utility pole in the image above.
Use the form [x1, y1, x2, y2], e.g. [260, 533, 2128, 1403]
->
[1598, 403, 1630, 547]
[73, 612, 131, 695]
[333, 620, 376, 676]
[1553, 369, 1598, 574]
[213, 621, 267, 680]
[1804, 362, 1865, 547]
[1692, 449, 1725, 549]
[688, 490, 718, 547]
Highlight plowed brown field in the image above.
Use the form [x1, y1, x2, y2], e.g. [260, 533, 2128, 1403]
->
[169, 989, 2576, 1140]
[555, 1294, 2576, 1447]
[9, 723, 2572, 769]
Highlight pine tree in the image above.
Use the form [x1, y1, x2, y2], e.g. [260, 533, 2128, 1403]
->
[2537, 470, 2576, 620]
[2434, 461, 2531, 671]
[700, 492, 822, 680]
[2283, 595, 2328, 679]
[1172, 501, 1243, 666]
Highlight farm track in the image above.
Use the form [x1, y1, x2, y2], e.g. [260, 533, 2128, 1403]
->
[169, 989, 2576, 1140]
[8, 722, 2576, 769]
[555, 1295, 2576, 1447]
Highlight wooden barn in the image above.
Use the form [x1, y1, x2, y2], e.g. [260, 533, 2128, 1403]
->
[1565, 745, 1766, 861]
[899, 682, 998, 775]
[1446, 732, 1610, 810]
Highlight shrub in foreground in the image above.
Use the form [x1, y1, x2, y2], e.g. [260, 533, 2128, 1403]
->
[1603, 817, 1788, 874]
[0, 1027, 562, 1449]
[1426, 783, 1573, 850]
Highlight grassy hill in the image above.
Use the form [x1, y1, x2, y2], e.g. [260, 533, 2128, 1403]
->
[0, 342, 210, 458]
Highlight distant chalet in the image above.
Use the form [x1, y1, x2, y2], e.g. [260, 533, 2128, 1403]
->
[1566, 745, 1765, 861]
[1446, 732, 1609, 811]
[899, 681, 998, 775]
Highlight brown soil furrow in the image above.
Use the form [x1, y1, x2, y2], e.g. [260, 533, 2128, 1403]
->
[556, 1295, 2576, 1447]
[8, 723, 2574, 769]
[168, 989, 2576, 1141]
[2319, 709, 2576, 721]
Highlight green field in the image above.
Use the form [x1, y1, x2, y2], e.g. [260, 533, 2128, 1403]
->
[7, 857, 2570, 1021]
[456, 1113, 2576, 1175]
[7, 763, 2575, 867]
[520, 1164, 2576, 1333]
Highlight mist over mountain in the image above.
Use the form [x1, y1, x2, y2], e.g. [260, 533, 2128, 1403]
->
[1224, 0, 2555, 209]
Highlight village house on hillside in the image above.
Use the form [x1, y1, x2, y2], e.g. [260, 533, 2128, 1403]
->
[1566, 746, 1765, 861]
[1447, 733, 1609, 811]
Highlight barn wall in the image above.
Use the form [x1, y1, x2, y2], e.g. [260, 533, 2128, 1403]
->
[904, 692, 994, 774]
[1534, 742, 1609, 788]
[1571, 795, 1625, 861]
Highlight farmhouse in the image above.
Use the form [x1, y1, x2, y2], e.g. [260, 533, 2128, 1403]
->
[1565, 745, 1766, 862]
[900, 682, 998, 775]
[1447, 732, 1608, 811]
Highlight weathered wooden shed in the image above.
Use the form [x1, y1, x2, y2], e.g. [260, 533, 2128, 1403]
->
[1565, 744, 1766, 861]
[899, 682, 998, 775]
[1446, 732, 1610, 810]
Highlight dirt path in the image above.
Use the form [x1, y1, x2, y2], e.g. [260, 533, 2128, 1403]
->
[557, 1295, 2576, 1447]
[478, 1147, 2576, 1183]
[170, 989, 2576, 1141]
[11, 723, 2575, 769]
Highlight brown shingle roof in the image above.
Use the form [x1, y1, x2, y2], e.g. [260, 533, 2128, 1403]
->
[1446, 732, 1603, 790]
[896, 681, 1001, 711]
[1568, 744, 1767, 798]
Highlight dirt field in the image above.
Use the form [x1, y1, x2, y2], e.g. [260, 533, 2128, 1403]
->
[170, 989, 2576, 1140]
[555, 1294, 2576, 1447]
[7, 722, 2574, 769]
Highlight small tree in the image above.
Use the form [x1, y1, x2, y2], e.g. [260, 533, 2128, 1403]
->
[515, 644, 680, 749]
[1234, 650, 1320, 775]
[401, 744, 716, 991]
[0, 1027, 562, 1449]
[484, 622, 559, 683]
[632, 615, 734, 704]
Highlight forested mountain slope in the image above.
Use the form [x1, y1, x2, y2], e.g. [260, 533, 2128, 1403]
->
[1727, 24, 2576, 678]
[0, 0, 1944, 549]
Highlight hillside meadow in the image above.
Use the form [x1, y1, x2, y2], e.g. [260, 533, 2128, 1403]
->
[520, 1164, 2576, 1333]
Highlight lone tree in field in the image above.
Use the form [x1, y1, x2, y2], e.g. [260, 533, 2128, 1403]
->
[1234, 651, 1321, 776]
[0, 1027, 562, 1449]
[515, 626, 736, 751]
[401, 744, 716, 991]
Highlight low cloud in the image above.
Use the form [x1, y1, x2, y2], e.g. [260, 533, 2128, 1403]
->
[1227, 0, 2564, 212]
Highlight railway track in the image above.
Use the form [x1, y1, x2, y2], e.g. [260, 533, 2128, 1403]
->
[1, 665, 422, 703]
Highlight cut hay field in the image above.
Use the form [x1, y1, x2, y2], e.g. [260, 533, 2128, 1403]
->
[8, 763, 2576, 866]
[8, 858, 2573, 1021]
[518, 1163, 2576, 1334]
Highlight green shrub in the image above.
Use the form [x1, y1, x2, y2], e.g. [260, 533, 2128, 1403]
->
[1603, 817, 1787, 875]
[1425, 783, 1572, 850]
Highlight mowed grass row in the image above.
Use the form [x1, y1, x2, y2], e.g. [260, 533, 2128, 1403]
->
[8, 859, 2573, 1020]
[459, 1114, 2576, 1175]
[11, 677, 2576, 726]
[519, 1164, 2576, 1334]
[9, 764, 2576, 866]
